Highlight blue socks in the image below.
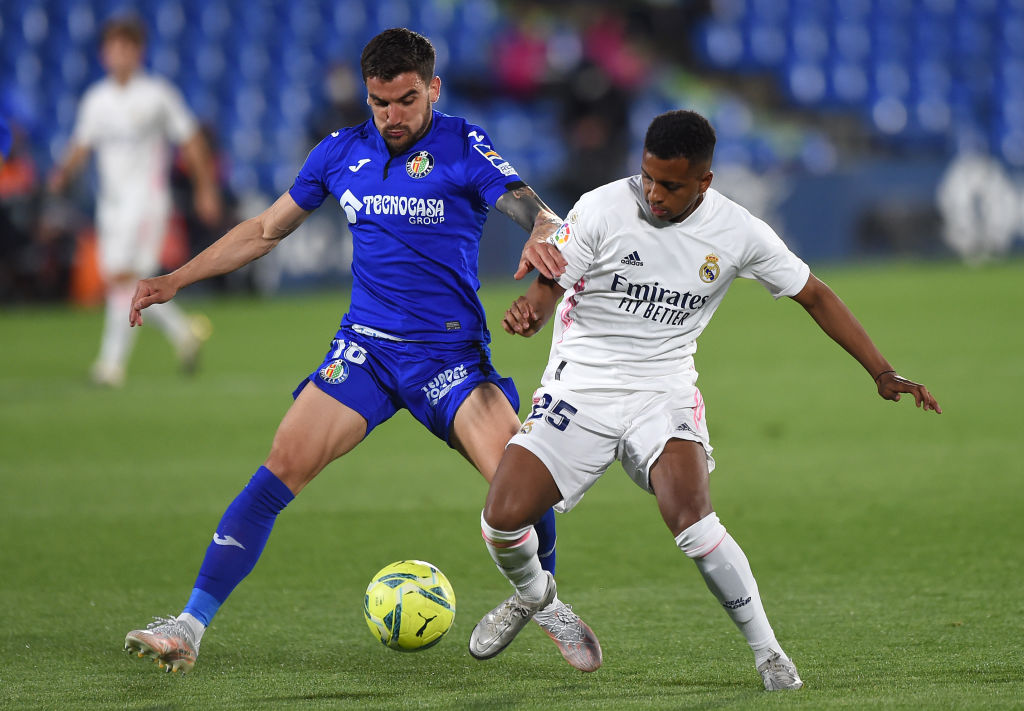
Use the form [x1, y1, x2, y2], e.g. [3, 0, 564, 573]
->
[183, 466, 294, 626]
[535, 507, 557, 575]
[182, 467, 558, 626]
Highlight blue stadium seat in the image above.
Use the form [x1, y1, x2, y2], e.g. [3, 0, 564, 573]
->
[833, 20, 870, 61]
[791, 19, 829, 64]
[748, 23, 786, 67]
[414, 0, 455, 36]
[150, 41, 181, 81]
[785, 60, 827, 105]
[695, 21, 744, 68]
[154, 1, 185, 40]
[369, 0, 413, 31]
[200, 1, 232, 41]
[828, 58, 869, 105]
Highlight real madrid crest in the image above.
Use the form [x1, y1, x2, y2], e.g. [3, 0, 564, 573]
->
[406, 150, 434, 178]
[699, 254, 720, 283]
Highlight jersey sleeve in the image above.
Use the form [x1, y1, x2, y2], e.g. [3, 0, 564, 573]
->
[288, 137, 332, 211]
[738, 217, 810, 299]
[553, 201, 597, 290]
[71, 88, 102, 148]
[462, 124, 523, 206]
[158, 79, 198, 144]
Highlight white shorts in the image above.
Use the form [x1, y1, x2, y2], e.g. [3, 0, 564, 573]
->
[96, 197, 171, 277]
[507, 383, 715, 512]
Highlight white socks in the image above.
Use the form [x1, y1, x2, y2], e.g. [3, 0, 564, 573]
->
[96, 284, 138, 372]
[480, 512, 549, 604]
[676, 512, 786, 666]
[95, 283, 194, 374]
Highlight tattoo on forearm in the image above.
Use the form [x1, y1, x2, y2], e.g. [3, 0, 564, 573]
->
[496, 185, 555, 232]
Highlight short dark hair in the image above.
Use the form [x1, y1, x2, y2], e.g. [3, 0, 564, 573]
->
[360, 28, 435, 83]
[101, 15, 146, 47]
[644, 110, 716, 164]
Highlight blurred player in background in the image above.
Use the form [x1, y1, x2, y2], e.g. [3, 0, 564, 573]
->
[48, 15, 222, 387]
[123, 28, 600, 674]
[469, 110, 941, 690]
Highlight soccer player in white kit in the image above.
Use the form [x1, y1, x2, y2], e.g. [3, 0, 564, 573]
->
[468, 110, 941, 690]
[49, 16, 222, 387]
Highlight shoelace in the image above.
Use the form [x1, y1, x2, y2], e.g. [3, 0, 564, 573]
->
[502, 598, 534, 619]
[760, 655, 798, 682]
[146, 616, 181, 631]
[538, 605, 586, 642]
[482, 596, 534, 634]
[143, 616, 198, 650]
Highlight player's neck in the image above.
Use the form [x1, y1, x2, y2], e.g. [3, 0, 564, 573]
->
[671, 192, 706, 223]
[111, 68, 139, 86]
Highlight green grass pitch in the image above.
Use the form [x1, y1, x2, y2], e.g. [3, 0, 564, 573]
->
[1, 260, 1022, 709]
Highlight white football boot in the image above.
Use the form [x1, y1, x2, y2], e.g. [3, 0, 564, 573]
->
[758, 651, 803, 691]
[125, 616, 200, 673]
[533, 599, 602, 672]
[469, 572, 556, 661]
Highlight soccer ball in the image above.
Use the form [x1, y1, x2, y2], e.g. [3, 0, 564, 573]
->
[363, 560, 456, 652]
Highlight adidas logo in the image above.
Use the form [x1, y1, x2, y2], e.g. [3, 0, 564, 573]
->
[620, 250, 644, 266]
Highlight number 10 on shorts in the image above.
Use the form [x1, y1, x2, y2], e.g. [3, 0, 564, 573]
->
[329, 338, 367, 364]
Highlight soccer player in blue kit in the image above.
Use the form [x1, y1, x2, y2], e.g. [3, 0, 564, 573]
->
[124, 28, 601, 674]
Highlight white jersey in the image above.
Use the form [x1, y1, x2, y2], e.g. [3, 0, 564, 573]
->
[72, 72, 196, 212]
[544, 177, 809, 392]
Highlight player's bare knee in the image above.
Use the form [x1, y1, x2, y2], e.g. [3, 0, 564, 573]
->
[481, 501, 524, 533]
[264, 442, 321, 495]
[671, 510, 711, 537]
[657, 497, 713, 537]
[482, 487, 535, 532]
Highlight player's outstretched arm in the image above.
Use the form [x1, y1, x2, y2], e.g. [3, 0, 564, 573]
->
[791, 273, 941, 413]
[495, 183, 567, 281]
[130, 192, 311, 326]
[502, 275, 566, 338]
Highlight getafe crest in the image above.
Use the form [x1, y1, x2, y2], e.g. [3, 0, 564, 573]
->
[319, 359, 350, 384]
[699, 254, 720, 283]
[406, 150, 434, 178]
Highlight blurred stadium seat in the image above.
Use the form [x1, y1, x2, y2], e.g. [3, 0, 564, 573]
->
[694, 0, 1021, 167]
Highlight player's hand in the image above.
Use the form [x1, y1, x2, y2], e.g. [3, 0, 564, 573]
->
[129, 275, 179, 327]
[875, 371, 941, 413]
[515, 224, 567, 281]
[502, 295, 542, 337]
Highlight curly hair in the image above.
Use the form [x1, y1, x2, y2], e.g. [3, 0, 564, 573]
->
[360, 28, 435, 83]
[644, 110, 716, 164]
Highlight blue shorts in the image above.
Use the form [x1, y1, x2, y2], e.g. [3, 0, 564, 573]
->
[294, 325, 520, 445]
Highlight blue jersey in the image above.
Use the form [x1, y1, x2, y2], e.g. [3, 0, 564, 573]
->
[289, 111, 522, 343]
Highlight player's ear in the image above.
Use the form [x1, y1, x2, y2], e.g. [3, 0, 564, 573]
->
[429, 76, 441, 104]
[701, 169, 714, 192]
